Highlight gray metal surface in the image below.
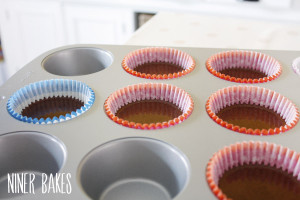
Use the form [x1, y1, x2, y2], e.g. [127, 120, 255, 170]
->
[0, 44, 299, 200]
[98, 178, 171, 200]
[42, 47, 113, 76]
[78, 138, 189, 200]
[0, 131, 66, 199]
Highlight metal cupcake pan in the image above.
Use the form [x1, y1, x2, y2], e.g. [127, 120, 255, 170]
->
[0, 44, 299, 200]
[0, 131, 66, 199]
[78, 137, 190, 200]
[42, 47, 113, 76]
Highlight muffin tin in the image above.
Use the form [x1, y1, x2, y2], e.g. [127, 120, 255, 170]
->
[0, 44, 299, 200]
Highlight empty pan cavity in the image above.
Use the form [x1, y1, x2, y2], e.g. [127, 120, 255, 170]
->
[43, 47, 113, 76]
[0, 131, 66, 198]
[78, 137, 190, 200]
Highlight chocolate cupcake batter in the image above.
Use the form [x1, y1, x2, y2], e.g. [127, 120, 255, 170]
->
[216, 103, 286, 130]
[115, 99, 183, 124]
[134, 62, 183, 75]
[219, 68, 267, 79]
[218, 163, 300, 200]
[21, 96, 84, 119]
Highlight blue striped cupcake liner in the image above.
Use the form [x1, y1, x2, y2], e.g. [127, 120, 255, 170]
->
[7, 79, 95, 124]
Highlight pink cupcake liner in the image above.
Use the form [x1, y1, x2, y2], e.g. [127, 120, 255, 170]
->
[122, 47, 195, 79]
[104, 83, 194, 130]
[206, 50, 282, 83]
[206, 85, 299, 135]
[292, 57, 300, 75]
[206, 141, 300, 200]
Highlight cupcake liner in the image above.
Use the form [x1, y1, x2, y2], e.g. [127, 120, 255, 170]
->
[104, 83, 194, 129]
[7, 79, 95, 124]
[206, 141, 300, 200]
[206, 85, 299, 135]
[122, 47, 195, 79]
[292, 57, 300, 75]
[206, 50, 282, 83]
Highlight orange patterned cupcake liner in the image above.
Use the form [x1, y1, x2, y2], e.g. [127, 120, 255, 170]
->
[104, 83, 194, 130]
[122, 47, 195, 79]
[206, 50, 282, 83]
[206, 85, 299, 135]
[206, 141, 300, 200]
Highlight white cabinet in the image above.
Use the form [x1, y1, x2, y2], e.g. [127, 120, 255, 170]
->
[64, 4, 135, 45]
[0, 0, 135, 79]
[0, 0, 65, 77]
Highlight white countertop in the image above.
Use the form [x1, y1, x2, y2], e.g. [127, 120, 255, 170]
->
[126, 12, 300, 51]
[66, 0, 300, 22]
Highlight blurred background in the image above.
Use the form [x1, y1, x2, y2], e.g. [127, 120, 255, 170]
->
[1, 0, 300, 86]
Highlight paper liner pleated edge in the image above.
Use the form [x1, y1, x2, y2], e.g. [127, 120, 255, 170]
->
[206, 85, 299, 135]
[206, 50, 282, 83]
[122, 47, 196, 79]
[104, 83, 194, 130]
[292, 57, 300, 75]
[7, 79, 95, 124]
[206, 141, 300, 200]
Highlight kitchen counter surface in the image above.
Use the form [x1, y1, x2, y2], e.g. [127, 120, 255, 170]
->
[126, 12, 300, 51]
[65, 0, 300, 22]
